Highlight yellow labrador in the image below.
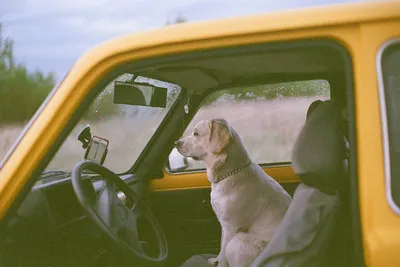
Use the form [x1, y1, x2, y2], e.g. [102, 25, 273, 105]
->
[176, 118, 292, 267]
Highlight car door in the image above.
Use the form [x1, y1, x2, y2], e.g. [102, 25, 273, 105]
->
[356, 19, 400, 267]
[150, 80, 330, 264]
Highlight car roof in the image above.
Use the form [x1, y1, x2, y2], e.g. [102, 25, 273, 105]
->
[83, 0, 399, 61]
[64, 1, 399, 90]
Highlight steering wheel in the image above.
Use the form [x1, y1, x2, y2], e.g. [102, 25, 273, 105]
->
[71, 161, 168, 263]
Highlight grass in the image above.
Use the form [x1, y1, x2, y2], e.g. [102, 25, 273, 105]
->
[0, 96, 328, 173]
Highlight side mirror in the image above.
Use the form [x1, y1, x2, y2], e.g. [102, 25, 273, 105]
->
[113, 81, 168, 108]
[167, 148, 191, 172]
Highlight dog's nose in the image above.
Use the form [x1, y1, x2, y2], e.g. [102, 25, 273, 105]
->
[175, 140, 181, 147]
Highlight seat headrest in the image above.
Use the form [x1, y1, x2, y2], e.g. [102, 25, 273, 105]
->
[292, 100, 348, 194]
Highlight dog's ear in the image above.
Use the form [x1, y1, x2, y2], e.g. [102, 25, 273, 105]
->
[209, 119, 232, 154]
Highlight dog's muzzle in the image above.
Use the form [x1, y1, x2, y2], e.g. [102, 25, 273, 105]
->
[175, 140, 182, 148]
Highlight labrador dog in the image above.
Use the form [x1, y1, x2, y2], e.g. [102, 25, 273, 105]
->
[176, 118, 292, 267]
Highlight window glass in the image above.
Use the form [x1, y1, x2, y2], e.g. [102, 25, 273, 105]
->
[381, 42, 400, 207]
[47, 73, 181, 173]
[168, 79, 330, 172]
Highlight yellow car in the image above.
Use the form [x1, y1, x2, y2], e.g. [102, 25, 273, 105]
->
[1, 1, 400, 266]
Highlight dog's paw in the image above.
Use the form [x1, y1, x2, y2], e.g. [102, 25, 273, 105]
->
[208, 257, 219, 266]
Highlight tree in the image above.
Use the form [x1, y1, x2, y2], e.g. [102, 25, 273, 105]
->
[165, 13, 187, 26]
[0, 23, 56, 124]
[0, 24, 14, 72]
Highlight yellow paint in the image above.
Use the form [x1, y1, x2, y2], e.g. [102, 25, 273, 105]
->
[151, 166, 300, 191]
[0, 2, 398, 265]
[354, 20, 400, 267]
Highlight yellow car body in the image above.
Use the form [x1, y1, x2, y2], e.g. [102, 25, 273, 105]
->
[1, 1, 400, 266]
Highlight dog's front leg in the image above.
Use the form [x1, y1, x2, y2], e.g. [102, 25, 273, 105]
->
[208, 227, 225, 266]
[208, 225, 234, 267]
[217, 226, 236, 267]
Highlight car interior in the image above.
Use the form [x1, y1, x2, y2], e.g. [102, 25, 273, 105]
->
[0, 39, 363, 267]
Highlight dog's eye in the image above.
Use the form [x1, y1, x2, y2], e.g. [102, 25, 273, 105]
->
[193, 132, 199, 136]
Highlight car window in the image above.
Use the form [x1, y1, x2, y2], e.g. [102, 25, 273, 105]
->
[46, 73, 181, 174]
[167, 79, 330, 172]
[380, 41, 400, 209]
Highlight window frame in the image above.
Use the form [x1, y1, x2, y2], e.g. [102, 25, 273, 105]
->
[377, 38, 400, 215]
[164, 79, 332, 175]
[46, 73, 183, 175]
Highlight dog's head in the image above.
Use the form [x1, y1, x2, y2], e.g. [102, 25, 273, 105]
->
[175, 118, 233, 162]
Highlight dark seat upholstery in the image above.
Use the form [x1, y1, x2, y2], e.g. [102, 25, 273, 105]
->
[250, 99, 349, 267]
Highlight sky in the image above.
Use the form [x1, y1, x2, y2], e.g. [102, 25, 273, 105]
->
[1, 0, 366, 83]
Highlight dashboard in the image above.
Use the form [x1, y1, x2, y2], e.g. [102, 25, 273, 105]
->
[41, 176, 89, 225]
[0, 169, 145, 266]
[27, 170, 135, 227]
[32, 170, 97, 227]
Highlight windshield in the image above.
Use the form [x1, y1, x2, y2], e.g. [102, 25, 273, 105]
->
[41, 73, 181, 173]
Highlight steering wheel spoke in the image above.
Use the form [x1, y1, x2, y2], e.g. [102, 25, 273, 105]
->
[96, 182, 124, 232]
[118, 206, 145, 252]
[131, 202, 143, 217]
[97, 182, 144, 248]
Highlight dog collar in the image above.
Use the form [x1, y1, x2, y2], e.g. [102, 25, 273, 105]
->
[214, 160, 252, 183]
